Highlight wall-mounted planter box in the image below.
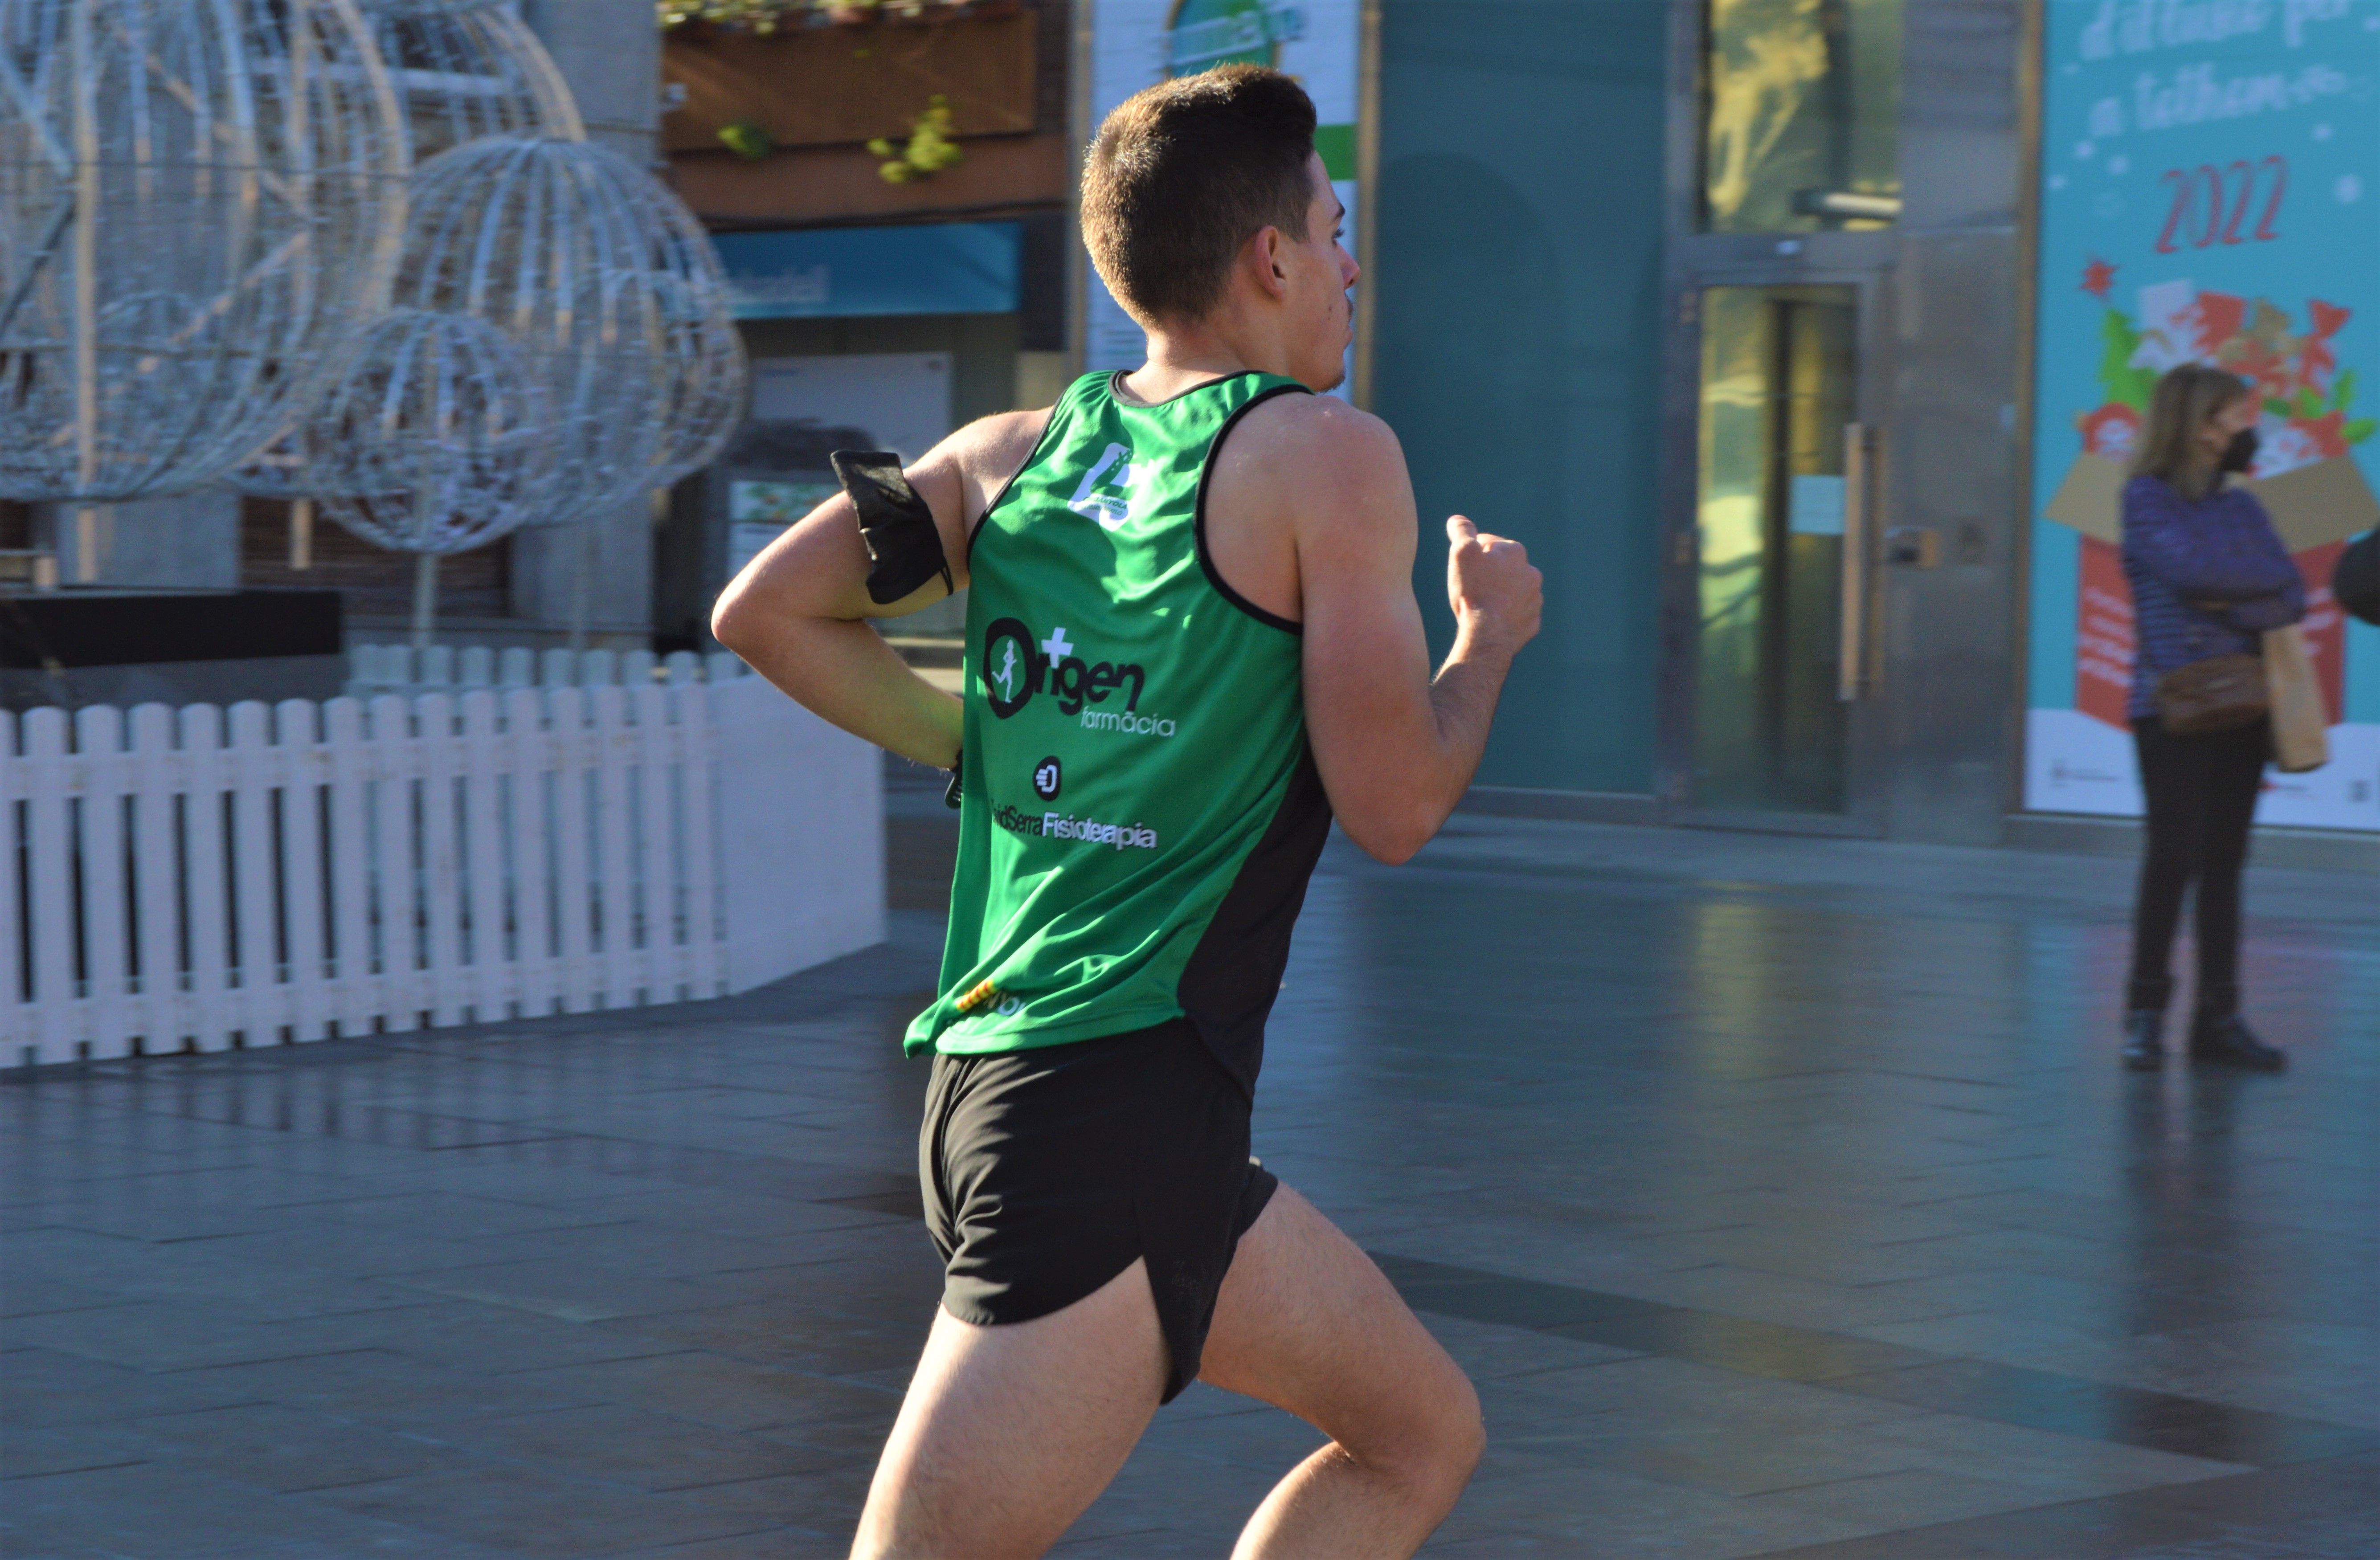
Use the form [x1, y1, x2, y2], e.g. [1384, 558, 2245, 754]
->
[663, 10, 1035, 154]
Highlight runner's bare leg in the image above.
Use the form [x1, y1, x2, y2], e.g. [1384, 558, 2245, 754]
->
[1201, 1186, 1485, 1560]
[850, 1259, 1167, 1560]
[850, 1188, 1477, 1560]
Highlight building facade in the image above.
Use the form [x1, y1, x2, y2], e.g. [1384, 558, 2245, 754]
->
[1354, 0, 2375, 851]
[614, 0, 2379, 854]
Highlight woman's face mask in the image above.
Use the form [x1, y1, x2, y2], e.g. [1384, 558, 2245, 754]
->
[2219, 426, 2260, 474]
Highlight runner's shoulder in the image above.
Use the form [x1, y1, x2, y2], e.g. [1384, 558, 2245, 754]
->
[944, 406, 1055, 484]
[1221, 392, 1408, 532]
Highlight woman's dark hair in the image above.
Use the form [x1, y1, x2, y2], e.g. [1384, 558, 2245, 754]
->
[1081, 66, 1317, 327]
[2133, 363, 2251, 500]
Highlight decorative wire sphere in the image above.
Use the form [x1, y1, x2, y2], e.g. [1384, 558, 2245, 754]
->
[396, 135, 746, 528]
[368, 1, 581, 160]
[353, 0, 511, 16]
[304, 306, 558, 554]
[0, 0, 407, 503]
[620, 160, 747, 493]
[231, 0, 583, 499]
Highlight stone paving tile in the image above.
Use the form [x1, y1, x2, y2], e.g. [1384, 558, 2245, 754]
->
[443, 1402, 831, 1492]
[164, 1347, 618, 1436]
[117, 1401, 462, 1494]
[300, 1463, 779, 1558]
[3, 813, 2374, 1556]
[1751, 1466, 2062, 1532]
[0, 1421, 151, 1482]
[0, 1345, 265, 1428]
[0, 1460, 458, 1559]
[612, 1531, 846, 1560]
[0, 1273, 141, 1320]
[506, 1352, 906, 1437]
[1754, 1450, 2380, 1559]
[383, 1259, 787, 1324]
[2, 1300, 461, 1375]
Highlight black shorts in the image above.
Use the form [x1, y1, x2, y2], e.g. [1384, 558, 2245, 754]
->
[920, 1018, 1278, 1403]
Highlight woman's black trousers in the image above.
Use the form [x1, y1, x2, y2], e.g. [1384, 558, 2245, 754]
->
[2126, 714, 2270, 1017]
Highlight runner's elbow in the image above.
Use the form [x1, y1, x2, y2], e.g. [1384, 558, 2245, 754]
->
[709, 583, 760, 654]
[1339, 805, 1439, 866]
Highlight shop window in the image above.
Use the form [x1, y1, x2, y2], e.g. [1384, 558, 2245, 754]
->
[1703, 0, 1902, 233]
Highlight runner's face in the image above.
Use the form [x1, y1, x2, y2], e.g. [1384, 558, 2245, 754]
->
[1280, 154, 1357, 392]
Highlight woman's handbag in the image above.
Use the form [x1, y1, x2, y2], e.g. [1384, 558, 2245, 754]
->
[2264, 625, 2330, 773]
[2154, 653, 2267, 735]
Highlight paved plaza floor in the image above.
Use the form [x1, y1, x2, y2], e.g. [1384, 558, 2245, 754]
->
[4, 792, 2378, 1558]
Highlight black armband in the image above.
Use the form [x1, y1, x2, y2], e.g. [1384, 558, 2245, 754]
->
[831, 449, 954, 605]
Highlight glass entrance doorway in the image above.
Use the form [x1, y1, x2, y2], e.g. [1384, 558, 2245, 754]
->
[1692, 286, 1862, 814]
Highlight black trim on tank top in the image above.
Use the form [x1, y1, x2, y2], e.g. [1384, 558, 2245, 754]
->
[969, 377, 1084, 548]
[1194, 383, 1311, 636]
[1176, 743, 1333, 1099]
[1104, 368, 1267, 408]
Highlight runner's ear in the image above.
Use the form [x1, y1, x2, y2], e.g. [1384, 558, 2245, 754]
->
[833, 449, 955, 605]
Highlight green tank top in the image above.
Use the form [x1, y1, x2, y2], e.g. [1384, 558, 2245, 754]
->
[903, 370, 1334, 1092]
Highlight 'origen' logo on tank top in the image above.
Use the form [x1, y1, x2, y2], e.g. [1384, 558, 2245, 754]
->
[1066, 443, 1146, 530]
[981, 617, 1150, 723]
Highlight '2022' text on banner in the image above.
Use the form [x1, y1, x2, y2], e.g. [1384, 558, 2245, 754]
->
[2027, 0, 2380, 833]
[1083, 0, 1360, 391]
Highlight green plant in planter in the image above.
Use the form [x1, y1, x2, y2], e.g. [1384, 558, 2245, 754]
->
[868, 95, 962, 183]
[718, 119, 775, 160]
[662, 0, 909, 29]
[661, 0, 812, 33]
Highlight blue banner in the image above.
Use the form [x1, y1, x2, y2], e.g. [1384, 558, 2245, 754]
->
[712, 222, 1020, 319]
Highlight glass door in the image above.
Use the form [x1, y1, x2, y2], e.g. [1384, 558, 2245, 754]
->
[1691, 284, 1868, 815]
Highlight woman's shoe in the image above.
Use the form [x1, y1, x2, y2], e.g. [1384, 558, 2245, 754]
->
[2187, 1013, 2287, 1072]
[2121, 1009, 2165, 1071]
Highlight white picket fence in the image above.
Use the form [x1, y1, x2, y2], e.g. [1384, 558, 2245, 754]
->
[0, 672, 883, 1068]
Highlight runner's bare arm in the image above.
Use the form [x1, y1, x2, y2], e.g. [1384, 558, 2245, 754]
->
[711, 409, 1050, 768]
[1249, 398, 1541, 864]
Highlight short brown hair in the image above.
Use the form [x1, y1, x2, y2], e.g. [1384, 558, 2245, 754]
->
[2133, 363, 2250, 500]
[1082, 66, 1318, 326]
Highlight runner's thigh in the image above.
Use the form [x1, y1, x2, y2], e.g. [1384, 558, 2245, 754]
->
[851, 1258, 1167, 1560]
[1198, 1185, 1476, 1462]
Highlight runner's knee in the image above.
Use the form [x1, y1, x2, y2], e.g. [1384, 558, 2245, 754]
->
[1365, 1364, 1483, 1508]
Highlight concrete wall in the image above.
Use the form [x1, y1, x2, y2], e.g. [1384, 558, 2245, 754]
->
[520, 0, 662, 161]
[1874, 0, 2030, 845]
[507, 0, 665, 647]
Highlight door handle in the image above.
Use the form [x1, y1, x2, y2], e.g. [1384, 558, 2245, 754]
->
[1839, 422, 1872, 703]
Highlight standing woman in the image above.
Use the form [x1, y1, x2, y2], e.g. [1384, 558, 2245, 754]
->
[2118, 363, 2303, 1072]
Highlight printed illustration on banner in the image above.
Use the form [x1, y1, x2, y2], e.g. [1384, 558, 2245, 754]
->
[2024, 0, 2380, 834]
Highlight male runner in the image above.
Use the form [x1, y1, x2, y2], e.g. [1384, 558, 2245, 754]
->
[713, 65, 1541, 1560]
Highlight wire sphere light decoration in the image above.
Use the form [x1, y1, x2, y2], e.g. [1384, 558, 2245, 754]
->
[368, 1, 581, 161]
[0, 0, 407, 506]
[303, 306, 557, 555]
[621, 160, 747, 494]
[233, 0, 584, 500]
[353, 0, 512, 18]
[395, 134, 746, 529]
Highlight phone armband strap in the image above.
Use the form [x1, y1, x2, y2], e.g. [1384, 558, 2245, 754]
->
[832, 449, 954, 605]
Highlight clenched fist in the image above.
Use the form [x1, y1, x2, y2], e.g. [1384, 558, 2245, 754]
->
[1445, 515, 1542, 658]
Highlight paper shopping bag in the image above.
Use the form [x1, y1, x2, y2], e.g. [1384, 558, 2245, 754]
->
[2264, 625, 2330, 775]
